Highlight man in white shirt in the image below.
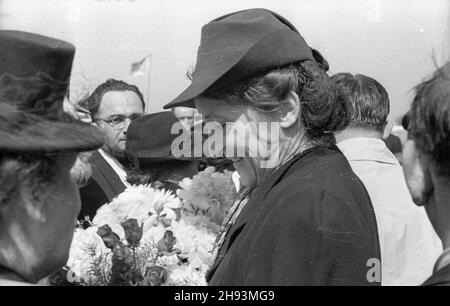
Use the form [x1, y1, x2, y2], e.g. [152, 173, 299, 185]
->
[333, 73, 442, 286]
[78, 79, 145, 220]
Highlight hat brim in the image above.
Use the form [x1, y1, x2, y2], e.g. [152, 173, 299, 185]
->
[135, 157, 198, 168]
[0, 108, 105, 154]
[127, 143, 200, 163]
[164, 86, 198, 109]
[163, 30, 317, 110]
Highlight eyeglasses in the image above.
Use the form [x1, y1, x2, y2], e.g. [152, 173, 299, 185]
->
[95, 113, 143, 130]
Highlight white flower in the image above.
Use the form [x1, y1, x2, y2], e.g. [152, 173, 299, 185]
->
[67, 227, 112, 282]
[142, 225, 166, 245]
[171, 220, 215, 264]
[159, 207, 178, 227]
[166, 265, 208, 286]
[93, 185, 181, 227]
[178, 166, 237, 226]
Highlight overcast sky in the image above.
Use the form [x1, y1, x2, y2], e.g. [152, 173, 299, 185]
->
[1, 0, 449, 121]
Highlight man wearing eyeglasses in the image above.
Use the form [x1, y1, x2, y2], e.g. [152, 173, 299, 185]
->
[78, 79, 145, 221]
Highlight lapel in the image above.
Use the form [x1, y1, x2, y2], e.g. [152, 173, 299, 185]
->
[90, 151, 126, 201]
[208, 150, 311, 279]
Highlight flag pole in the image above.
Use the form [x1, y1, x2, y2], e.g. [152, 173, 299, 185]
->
[145, 54, 152, 113]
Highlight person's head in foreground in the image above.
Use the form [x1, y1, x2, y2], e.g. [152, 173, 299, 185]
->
[125, 111, 198, 192]
[165, 9, 343, 190]
[403, 62, 450, 283]
[0, 31, 104, 284]
[332, 73, 392, 142]
[84, 79, 145, 159]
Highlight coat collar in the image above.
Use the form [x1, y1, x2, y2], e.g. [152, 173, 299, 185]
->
[337, 137, 399, 165]
[231, 145, 340, 232]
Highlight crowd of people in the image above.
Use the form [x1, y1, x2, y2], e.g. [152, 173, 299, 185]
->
[0, 8, 449, 286]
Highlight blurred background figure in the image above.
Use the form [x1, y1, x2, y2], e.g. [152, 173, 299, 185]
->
[84, 79, 145, 163]
[172, 106, 198, 130]
[403, 62, 450, 286]
[125, 111, 199, 192]
[70, 94, 93, 124]
[63, 96, 94, 188]
[383, 133, 403, 163]
[78, 79, 145, 221]
[333, 72, 442, 285]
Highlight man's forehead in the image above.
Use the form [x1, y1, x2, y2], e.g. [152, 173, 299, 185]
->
[97, 90, 144, 116]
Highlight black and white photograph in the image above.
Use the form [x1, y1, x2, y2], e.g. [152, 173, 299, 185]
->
[0, 0, 449, 290]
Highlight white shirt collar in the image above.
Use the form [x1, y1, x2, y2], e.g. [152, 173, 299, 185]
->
[98, 149, 130, 188]
[337, 137, 399, 165]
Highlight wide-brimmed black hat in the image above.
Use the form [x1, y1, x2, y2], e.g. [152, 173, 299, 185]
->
[126, 111, 195, 165]
[0, 30, 104, 153]
[164, 8, 329, 109]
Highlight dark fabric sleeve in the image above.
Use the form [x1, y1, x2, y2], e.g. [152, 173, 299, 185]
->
[241, 185, 379, 286]
[78, 178, 109, 220]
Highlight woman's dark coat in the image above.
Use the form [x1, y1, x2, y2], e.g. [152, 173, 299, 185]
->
[207, 145, 381, 286]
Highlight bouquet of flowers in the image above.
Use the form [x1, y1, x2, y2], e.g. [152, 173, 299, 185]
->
[64, 167, 238, 286]
[66, 185, 216, 286]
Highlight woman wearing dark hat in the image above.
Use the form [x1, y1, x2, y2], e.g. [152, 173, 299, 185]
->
[0, 31, 104, 285]
[164, 9, 381, 285]
[125, 111, 199, 192]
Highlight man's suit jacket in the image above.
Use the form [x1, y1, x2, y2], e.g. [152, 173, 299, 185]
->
[78, 151, 126, 220]
[207, 145, 381, 286]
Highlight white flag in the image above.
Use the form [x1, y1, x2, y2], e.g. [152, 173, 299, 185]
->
[130, 55, 151, 77]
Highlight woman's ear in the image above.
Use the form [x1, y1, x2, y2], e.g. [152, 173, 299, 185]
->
[20, 188, 47, 223]
[0, 186, 47, 226]
[279, 91, 301, 129]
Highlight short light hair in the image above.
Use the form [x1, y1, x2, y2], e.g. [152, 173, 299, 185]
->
[332, 73, 389, 132]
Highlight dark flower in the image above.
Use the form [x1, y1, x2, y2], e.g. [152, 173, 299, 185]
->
[157, 230, 181, 256]
[121, 218, 143, 248]
[143, 265, 167, 286]
[97, 224, 121, 249]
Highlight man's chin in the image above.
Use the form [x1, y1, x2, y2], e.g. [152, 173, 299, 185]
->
[104, 144, 125, 158]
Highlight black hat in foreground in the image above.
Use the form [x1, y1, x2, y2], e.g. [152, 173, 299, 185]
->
[0, 30, 104, 153]
[164, 8, 329, 109]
